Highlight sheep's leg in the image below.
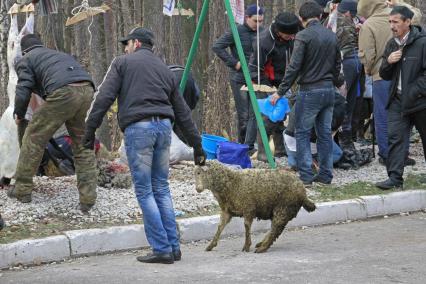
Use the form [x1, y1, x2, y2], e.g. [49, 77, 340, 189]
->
[206, 211, 231, 251]
[255, 211, 291, 253]
[242, 216, 254, 252]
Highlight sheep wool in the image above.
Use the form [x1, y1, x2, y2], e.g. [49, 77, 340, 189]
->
[195, 161, 316, 253]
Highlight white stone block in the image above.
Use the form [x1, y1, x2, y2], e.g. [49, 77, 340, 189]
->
[382, 190, 426, 215]
[0, 236, 70, 269]
[65, 225, 147, 256]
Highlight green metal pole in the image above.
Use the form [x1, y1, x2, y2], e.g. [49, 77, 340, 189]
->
[223, 0, 276, 168]
[179, 0, 209, 94]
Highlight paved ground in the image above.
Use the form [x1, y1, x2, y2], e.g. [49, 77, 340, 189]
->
[1, 212, 425, 284]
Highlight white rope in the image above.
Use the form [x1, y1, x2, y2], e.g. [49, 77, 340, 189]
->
[256, 0, 260, 86]
[71, 0, 104, 47]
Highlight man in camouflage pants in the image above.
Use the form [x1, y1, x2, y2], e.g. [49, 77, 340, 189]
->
[8, 34, 97, 213]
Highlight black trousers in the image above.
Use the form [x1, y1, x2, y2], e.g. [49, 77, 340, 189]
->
[387, 99, 426, 183]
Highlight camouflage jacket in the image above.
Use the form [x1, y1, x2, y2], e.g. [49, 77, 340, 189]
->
[336, 12, 358, 59]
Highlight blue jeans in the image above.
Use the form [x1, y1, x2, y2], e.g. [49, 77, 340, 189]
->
[286, 140, 343, 168]
[341, 55, 362, 133]
[372, 80, 391, 159]
[295, 88, 335, 183]
[124, 119, 179, 254]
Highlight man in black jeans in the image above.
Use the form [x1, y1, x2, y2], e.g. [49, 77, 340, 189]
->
[376, 6, 426, 189]
[212, 4, 264, 147]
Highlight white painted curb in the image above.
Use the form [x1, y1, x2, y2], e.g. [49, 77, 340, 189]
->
[64, 225, 148, 256]
[0, 236, 69, 269]
[1, 190, 425, 269]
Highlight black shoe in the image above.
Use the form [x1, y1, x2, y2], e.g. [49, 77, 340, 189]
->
[173, 249, 182, 261]
[136, 253, 174, 264]
[404, 157, 416, 167]
[7, 186, 32, 203]
[274, 151, 286, 158]
[378, 157, 387, 166]
[312, 175, 332, 185]
[80, 203, 94, 214]
[375, 179, 402, 190]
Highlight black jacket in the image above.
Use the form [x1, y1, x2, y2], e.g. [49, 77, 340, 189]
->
[249, 25, 293, 87]
[14, 46, 94, 119]
[277, 20, 341, 96]
[86, 47, 201, 147]
[212, 23, 262, 84]
[380, 26, 426, 116]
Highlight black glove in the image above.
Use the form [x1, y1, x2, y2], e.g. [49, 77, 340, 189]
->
[193, 145, 206, 166]
[82, 127, 96, 150]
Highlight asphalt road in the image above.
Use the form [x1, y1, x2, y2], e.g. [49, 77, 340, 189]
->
[1, 212, 426, 284]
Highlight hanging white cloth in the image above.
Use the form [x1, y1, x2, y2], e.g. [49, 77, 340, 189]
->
[163, 0, 176, 17]
[0, 13, 34, 179]
[230, 0, 244, 25]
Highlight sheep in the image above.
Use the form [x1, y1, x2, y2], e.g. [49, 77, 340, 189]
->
[194, 161, 316, 253]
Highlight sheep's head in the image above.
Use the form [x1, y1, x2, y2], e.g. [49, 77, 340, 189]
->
[194, 165, 210, 193]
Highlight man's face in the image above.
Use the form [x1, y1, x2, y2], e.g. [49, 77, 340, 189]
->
[245, 15, 264, 31]
[276, 31, 295, 42]
[124, 39, 137, 54]
[389, 14, 411, 39]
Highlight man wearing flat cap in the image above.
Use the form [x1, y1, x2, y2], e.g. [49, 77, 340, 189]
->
[83, 27, 205, 264]
[249, 11, 301, 162]
[8, 34, 97, 213]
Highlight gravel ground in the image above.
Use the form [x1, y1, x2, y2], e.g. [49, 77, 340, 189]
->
[0, 143, 424, 227]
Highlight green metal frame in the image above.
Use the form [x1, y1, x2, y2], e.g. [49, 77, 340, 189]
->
[179, 0, 276, 169]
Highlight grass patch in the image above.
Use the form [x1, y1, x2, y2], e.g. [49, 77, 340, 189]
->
[312, 173, 426, 202]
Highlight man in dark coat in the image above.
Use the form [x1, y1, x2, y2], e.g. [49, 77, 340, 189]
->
[8, 34, 97, 213]
[83, 27, 205, 264]
[376, 6, 426, 189]
[212, 4, 264, 147]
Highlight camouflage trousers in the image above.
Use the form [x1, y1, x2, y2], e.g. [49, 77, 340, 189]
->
[14, 85, 97, 205]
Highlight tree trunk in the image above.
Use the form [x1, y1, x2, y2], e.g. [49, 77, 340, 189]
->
[0, 0, 12, 115]
[143, 0, 166, 60]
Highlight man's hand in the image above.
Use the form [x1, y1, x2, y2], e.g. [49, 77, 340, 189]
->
[269, 92, 281, 106]
[386, 0, 399, 8]
[82, 127, 96, 150]
[193, 145, 206, 166]
[235, 61, 241, 71]
[388, 50, 402, 64]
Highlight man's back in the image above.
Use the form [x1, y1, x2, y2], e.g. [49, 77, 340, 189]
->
[295, 20, 339, 85]
[358, 0, 392, 80]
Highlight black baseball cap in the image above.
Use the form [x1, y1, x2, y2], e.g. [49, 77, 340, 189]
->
[119, 27, 155, 46]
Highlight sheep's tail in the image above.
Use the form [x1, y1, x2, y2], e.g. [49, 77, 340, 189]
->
[302, 198, 316, 212]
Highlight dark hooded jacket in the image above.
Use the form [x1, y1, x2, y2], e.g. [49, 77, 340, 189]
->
[380, 26, 426, 116]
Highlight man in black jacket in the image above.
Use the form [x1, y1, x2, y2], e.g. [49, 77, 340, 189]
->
[212, 4, 264, 147]
[273, 1, 341, 185]
[376, 6, 426, 189]
[249, 11, 300, 161]
[8, 34, 97, 212]
[83, 28, 205, 264]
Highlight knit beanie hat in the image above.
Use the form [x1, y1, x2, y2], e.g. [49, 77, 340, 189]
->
[337, 0, 358, 17]
[273, 12, 301, 34]
[245, 4, 264, 17]
[20, 34, 43, 54]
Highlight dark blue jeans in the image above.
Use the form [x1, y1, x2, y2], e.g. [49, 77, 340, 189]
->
[372, 80, 391, 159]
[341, 55, 362, 133]
[295, 88, 335, 183]
[124, 119, 179, 254]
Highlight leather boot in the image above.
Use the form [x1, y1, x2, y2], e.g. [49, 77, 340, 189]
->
[338, 130, 356, 153]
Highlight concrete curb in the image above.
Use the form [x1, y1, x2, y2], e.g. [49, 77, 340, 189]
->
[1, 190, 425, 269]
